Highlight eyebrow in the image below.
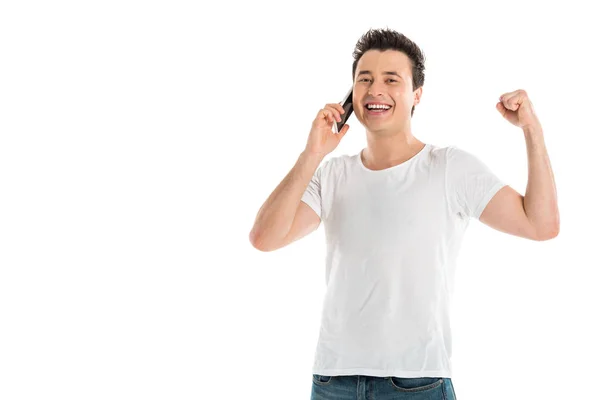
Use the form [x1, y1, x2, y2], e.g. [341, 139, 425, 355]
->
[357, 70, 402, 79]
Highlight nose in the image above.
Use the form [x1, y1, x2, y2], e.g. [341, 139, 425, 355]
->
[367, 80, 387, 97]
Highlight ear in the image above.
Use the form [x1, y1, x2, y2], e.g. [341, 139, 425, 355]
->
[413, 87, 423, 106]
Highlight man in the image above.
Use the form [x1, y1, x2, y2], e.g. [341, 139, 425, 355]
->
[249, 28, 559, 399]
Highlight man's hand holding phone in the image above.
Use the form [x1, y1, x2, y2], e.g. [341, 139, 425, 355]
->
[304, 103, 350, 157]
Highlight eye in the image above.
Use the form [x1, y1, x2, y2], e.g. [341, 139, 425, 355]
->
[358, 78, 397, 83]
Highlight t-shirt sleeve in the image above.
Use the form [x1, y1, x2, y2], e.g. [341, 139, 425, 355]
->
[300, 161, 326, 219]
[445, 146, 507, 220]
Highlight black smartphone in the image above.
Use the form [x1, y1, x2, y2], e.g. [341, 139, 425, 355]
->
[334, 87, 353, 133]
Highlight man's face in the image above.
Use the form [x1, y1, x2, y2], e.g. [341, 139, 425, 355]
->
[352, 49, 422, 133]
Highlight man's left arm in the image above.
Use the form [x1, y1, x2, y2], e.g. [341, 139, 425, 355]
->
[480, 89, 560, 241]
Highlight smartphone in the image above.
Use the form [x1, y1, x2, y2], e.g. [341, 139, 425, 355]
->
[333, 87, 353, 133]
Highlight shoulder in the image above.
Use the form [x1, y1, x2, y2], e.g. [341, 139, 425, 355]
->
[424, 144, 487, 180]
[418, 142, 452, 168]
[440, 144, 483, 166]
[433, 144, 468, 158]
[319, 153, 352, 175]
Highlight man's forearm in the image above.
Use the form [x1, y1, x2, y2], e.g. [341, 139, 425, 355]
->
[523, 125, 560, 239]
[249, 150, 324, 249]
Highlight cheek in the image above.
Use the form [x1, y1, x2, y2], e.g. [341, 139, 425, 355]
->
[393, 91, 413, 108]
[394, 90, 408, 101]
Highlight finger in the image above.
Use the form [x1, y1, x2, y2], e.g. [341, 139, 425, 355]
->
[325, 105, 342, 122]
[322, 109, 335, 125]
[500, 91, 521, 111]
[338, 123, 350, 137]
[327, 109, 336, 124]
[496, 101, 507, 116]
[509, 95, 522, 111]
[333, 104, 344, 119]
[499, 90, 519, 102]
[332, 103, 346, 115]
[501, 96, 517, 111]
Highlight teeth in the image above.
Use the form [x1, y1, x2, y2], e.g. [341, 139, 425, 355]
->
[366, 104, 391, 110]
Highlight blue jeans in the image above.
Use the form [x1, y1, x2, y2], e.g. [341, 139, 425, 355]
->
[311, 374, 457, 399]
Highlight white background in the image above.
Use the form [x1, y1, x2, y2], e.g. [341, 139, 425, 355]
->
[1, 1, 598, 399]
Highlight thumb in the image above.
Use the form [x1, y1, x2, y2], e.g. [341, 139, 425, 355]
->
[496, 102, 508, 118]
[337, 124, 349, 140]
[496, 102, 507, 116]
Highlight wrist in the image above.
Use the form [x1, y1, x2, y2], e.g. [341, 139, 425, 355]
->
[522, 123, 543, 137]
[301, 149, 326, 162]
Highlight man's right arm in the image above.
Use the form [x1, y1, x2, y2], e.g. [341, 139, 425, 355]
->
[249, 150, 324, 252]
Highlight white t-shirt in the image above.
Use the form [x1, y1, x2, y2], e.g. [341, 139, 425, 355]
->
[301, 143, 506, 378]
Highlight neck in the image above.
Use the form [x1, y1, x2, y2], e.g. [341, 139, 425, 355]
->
[361, 129, 425, 170]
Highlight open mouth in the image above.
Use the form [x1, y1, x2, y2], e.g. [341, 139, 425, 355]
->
[365, 104, 392, 116]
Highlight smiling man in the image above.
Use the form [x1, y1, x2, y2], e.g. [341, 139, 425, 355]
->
[352, 46, 427, 171]
[249, 27, 559, 400]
